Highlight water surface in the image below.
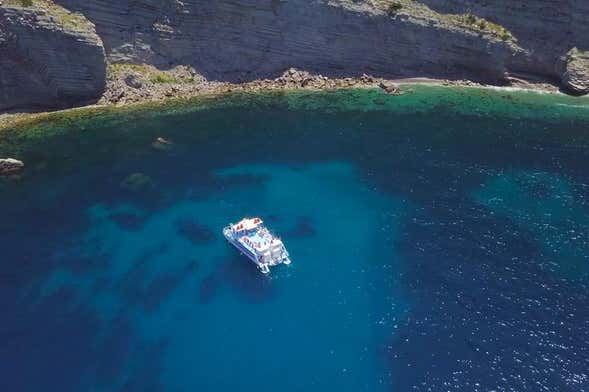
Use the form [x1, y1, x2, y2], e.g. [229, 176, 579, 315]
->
[1, 87, 589, 391]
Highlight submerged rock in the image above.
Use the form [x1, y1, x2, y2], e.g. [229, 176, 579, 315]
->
[562, 48, 589, 96]
[288, 216, 316, 238]
[176, 220, 215, 244]
[120, 173, 155, 192]
[152, 137, 174, 150]
[108, 212, 146, 231]
[0, 158, 24, 176]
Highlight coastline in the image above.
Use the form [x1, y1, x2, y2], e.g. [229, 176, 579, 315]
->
[0, 72, 589, 136]
[1, 77, 589, 177]
[0, 70, 575, 130]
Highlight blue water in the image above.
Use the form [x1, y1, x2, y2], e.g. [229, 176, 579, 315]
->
[2, 89, 589, 391]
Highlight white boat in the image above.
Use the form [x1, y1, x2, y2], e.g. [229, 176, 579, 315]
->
[223, 217, 291, 274]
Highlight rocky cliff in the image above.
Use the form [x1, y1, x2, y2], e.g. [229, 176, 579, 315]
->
[0, 1, 106, 111]
[54, 0, 518, 82]
[421, 0, 589, 92]
[0, 0, 588, 112]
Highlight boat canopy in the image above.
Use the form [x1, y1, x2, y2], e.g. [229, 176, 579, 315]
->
[233, 217, 263, 232]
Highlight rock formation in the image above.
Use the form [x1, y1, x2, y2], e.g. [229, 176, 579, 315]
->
[0, 0, 588, 112]
[0, 2, 106, 111]
[421, 0, 589, 85]
[120, 172, 155, 192]
[563, 48, 589, 95]
[0, 157, 24, 175]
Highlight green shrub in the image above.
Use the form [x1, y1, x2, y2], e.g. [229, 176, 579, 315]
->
[465, 13, 477, 25]
[478, 20, 487, 30]
[150, 74, 177, 84]
[386, 2, 403, 16]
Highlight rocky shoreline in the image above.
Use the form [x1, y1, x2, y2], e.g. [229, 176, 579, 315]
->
[2, 0, 587, 114]
[102, 65, 568, 107]
[101, 67, 405, 106]
[0, 66, 569, 127]
[81, 67, 569, 106]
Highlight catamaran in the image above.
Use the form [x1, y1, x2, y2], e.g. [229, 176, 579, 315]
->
[223, 217, 291, 274]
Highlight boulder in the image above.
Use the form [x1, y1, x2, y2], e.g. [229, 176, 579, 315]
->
[0, 158, 24, 176]
[152, 137, 174, 150]
[124, 72, 144, 89]
[378, 81, 402, 95]
[562, 48, 589, 96]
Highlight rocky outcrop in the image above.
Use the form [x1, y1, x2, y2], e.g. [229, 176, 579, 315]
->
[0, 0, 588, 113]
[379, 81, 403, 95]
[0, 157, 23, 175]
[563, 48, 589, 95]
[0, 3, 106, 111]
[421, 0, 589, 88]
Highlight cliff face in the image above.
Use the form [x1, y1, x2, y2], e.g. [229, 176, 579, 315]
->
[54, 0, 517, 83]
[0, 3, 106, 111]
[421, 0, 589, 87]
[1, 0, 588, 112]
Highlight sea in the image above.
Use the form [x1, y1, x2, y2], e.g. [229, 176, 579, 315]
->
[1, 86, 589, 391]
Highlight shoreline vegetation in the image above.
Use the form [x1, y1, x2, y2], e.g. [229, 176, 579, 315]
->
[1, 67, 586, 132]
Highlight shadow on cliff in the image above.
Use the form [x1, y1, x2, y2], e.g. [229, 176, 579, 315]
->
[54, 0, 514, 85]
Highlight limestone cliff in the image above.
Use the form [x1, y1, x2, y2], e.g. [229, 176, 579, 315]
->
[421, 0, 589, 94]
[0, 1, 106, 111]
[54, 0, 517, 83]
[1, 0, 588, 112]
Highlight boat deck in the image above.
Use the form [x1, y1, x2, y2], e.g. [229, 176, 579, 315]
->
[223, 217, 291, 273]
[238, 230, 273, 252]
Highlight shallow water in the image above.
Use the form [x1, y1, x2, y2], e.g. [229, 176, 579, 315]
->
[1, 88, 589, 391]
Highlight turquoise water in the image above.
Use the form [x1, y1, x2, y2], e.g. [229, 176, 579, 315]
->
[1, 88, 589, 391]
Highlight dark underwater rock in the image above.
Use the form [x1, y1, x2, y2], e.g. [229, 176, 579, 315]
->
[120, 173, 155, 192]
[176, 220, 215, 244]
[198, 274, 220, 304]
[152, 137, 174, 151]
[108, 212, 146, 231]
[288, 216, 316, 238]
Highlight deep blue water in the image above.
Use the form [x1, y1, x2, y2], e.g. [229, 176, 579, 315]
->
[2, 89, 589, 391]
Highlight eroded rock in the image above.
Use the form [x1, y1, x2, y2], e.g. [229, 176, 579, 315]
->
[562, 48, 589, 96]
[124, 72, 144, 89]
[379, 81, 402, 95]
[152, 137, 174, 150]
[0, 158, 24, 176]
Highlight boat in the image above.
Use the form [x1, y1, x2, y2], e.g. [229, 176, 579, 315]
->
[223, 217, 291, 274]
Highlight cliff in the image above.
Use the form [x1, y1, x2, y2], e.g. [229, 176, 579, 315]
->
[421, 0, 589, 93]
[53, 0, 518, 83]
[0, 1, 106, 111]
[1, 0, 588, 112]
